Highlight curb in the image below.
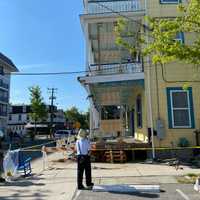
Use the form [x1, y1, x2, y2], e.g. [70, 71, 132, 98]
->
[71, 187, 79, 200]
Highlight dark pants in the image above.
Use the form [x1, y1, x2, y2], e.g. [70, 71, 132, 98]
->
[77, 155, 92, 188]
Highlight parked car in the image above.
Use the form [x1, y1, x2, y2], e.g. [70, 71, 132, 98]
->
[54, 130, 72, 139]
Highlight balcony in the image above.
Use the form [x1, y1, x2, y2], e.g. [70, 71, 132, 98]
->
[0, 96, 8, 103]
[86, 0, 142, 14]
[89, 62, 143, 76]
[0, 81, 9, 90]
[0, 112, 7, 117]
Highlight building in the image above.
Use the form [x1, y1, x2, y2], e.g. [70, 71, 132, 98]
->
[0, 52, 18, 133]
[8, 105, 65, 135]
[78, 0, 199, 148]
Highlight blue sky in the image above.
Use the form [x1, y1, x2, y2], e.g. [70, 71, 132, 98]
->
[0, 0, 89, 111]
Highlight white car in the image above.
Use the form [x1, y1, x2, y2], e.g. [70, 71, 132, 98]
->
[54, 130, 71, 139]
[0, 130, 4, 140]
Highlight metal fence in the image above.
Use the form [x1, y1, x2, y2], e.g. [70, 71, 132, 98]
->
[87, 0, 141, 14]
[89, 62, 143, 76]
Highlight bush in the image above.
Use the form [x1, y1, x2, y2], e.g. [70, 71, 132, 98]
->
[178, 137, 189, 147]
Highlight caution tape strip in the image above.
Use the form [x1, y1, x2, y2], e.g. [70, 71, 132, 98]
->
[0, 136, 74, 153]
[91, 146, 200, 151]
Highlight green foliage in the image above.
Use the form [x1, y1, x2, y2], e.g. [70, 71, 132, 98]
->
[115, 0, 200, 66]
[29, 86, 48, 124]
[65, 106, 89, 129]
[178, 137, 190, 147]
[182, 83, 190, 91]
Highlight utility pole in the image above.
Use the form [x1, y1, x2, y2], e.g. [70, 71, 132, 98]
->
[48, 88, 57, 138]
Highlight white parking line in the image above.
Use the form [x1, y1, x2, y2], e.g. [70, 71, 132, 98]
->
[176, 189, 191, 200]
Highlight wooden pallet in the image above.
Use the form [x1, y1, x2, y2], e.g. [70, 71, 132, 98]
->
[105, 150, 127, 163]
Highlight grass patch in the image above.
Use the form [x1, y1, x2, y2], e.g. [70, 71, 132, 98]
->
[177, 173, 200, 184]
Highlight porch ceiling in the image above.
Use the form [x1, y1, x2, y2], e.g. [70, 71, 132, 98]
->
[90, 79, 144, 105]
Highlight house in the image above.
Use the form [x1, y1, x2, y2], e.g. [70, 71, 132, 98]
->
[78, 0, 199, 148]
[0, 52, 18, 134]
[8, 105, 65, 135]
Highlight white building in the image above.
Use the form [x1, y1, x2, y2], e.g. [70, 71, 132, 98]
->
[78, 0, 144, 137]
[8, 105, 65, 135]
[0, 52, 18, 133]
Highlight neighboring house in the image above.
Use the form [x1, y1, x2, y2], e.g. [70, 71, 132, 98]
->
[78, 0, 198, 147]
[0, 52, 18, 134]
[8, 105, 65, 135]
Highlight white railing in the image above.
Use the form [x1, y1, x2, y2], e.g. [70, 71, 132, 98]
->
[86, 0, 142, 14]
[89, 62, 143, 76]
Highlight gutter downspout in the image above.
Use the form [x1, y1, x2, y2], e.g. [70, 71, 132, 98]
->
[144, 0, 155, 159]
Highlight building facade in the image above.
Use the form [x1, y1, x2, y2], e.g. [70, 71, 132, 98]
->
[8, 105, 65, 135]
[78, 0, 199, 147]
[0, 52, 18, 133]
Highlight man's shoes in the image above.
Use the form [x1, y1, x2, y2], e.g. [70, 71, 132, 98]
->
[87, 183, 94, 190]
[87, 183, 94, 187]
[78, 186, 86, 190]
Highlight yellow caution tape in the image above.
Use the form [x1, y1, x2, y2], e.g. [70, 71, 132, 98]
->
[91, 146, 200, 151]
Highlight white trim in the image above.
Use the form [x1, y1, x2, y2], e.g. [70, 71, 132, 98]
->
[170, 90, 192, 128]
[79, 72, 144, 84]
[0, 86, 9, 91]
[160, 0, 180, 4]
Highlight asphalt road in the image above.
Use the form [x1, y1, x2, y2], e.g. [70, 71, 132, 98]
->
[75, 184, 200, 200]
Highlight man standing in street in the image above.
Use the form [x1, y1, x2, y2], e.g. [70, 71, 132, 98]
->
[76, 129, 94, 190]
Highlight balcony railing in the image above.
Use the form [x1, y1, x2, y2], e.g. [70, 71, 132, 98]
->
[89, 62, 143, 76]
[86, 0, 142, 14]
[0, 82, 9, 89]
[0, 96, 8, 103]
[0, 112, 7, 117]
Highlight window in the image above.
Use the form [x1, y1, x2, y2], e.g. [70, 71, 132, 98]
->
[136, 95, 142, 128]
[167, 87, 195, 128]
[160, 0, 181, 4]
[27, 114, 30, 121]
[101, 105, 121, 120]
[174, 32, 184, 44]
[0, 104, 7, 116]
[18, 114, 22, 121]
[9, 114, 12, 121]
[0, 66, 4, 75]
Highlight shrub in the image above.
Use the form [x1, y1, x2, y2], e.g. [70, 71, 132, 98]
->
[178, 137, 189, 147]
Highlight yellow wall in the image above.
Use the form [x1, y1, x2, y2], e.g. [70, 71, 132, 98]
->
[128, 87, 149, 142]
[138, 0, 199, 147]
[143, 62, 200, 147]
[147, 0, 187, 18]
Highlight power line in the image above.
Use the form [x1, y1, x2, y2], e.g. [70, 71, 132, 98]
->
[5, 71, 87, 76]
[3, 60, 195, 76]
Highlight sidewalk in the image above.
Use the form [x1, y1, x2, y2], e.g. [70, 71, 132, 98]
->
[0, 152, 77, 200]
[1, 153, 200, 200]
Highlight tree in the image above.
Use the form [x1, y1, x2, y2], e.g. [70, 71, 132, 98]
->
[65, 107, 89, 130]
[115, 0, 200, 68]
[29, 86, 48, 139]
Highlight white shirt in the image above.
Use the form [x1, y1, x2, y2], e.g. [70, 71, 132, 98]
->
[76, 138, 91, 155]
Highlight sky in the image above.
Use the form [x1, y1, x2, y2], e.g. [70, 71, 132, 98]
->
[0, 0, 89, 112]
